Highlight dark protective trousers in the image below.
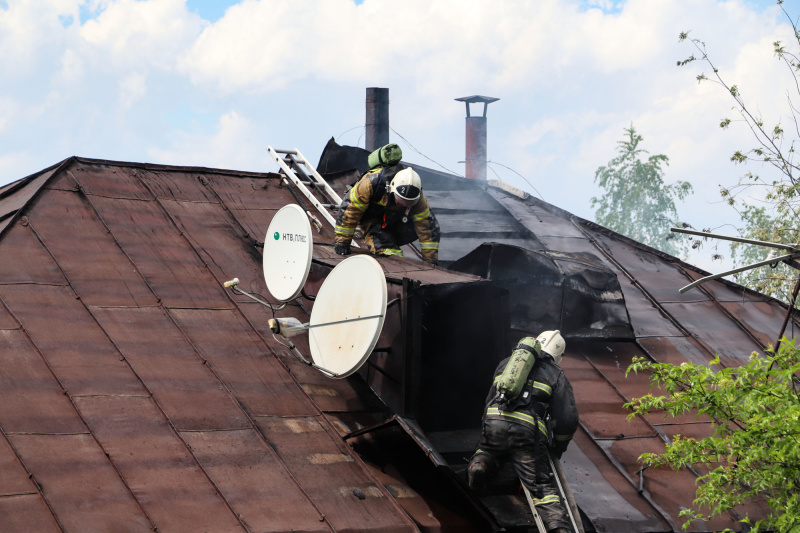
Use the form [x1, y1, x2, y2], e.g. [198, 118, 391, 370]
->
[471, 418, 572, 532]
[361, 217, 418, 256]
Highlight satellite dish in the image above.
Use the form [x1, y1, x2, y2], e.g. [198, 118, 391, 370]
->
[308, 255, 387, 378]
[263, 204, 313, 302]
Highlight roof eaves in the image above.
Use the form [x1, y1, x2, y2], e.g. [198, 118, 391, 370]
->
[0, 156, 76, 239]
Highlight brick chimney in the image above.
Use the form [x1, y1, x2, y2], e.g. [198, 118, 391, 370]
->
[455, 95, 499, 180]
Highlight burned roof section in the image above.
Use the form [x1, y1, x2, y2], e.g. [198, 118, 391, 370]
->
[450, 243, 634, 341]
[318, 140, 796, 532]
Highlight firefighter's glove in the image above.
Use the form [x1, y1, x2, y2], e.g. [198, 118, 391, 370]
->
[551, 440, 569, 460]
[335, 243, 351, 256]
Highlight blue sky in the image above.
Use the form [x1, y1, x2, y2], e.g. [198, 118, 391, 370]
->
[0, 0, 795, 271]
[185, 0, 236, 22]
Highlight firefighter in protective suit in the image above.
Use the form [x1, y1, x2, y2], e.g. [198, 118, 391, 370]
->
[468, 331, 579, 533]
[334, 165, 440, 264]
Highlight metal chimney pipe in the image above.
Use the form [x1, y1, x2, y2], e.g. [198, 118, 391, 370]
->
[455, 95, 499, 180]
[366, 87, 389, 151]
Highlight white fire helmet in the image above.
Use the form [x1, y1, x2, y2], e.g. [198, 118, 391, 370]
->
[537, 330, 566, 365]
[389, 168, 422, 208]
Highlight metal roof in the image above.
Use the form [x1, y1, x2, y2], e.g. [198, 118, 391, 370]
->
[1, 150, 796, 532]
[0, 156, 487, 532]
[317, 140, 796, 532]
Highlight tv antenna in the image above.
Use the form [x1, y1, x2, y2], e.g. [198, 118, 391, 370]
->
[223, 203, 314, 312]
[672, 226, 800, 353]
[670, 227, 800, 294]
[262, 204, 314, 302]
[223, 205, 388, 378]
[263, 255, 387, 378]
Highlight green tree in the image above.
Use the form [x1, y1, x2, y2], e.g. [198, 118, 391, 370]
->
[592, 125, 694, 257]
[730, 204, 798, 301]
[678, 1, 800, 305]
[625, 340, 800, 532]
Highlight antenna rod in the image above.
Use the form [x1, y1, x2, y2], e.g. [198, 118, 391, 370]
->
[307, 314, 384, 329]
[670, 227, 800, 252]
[679, 251, 800, 293]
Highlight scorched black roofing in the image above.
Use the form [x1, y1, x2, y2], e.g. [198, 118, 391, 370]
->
[318, 139, 797, 532]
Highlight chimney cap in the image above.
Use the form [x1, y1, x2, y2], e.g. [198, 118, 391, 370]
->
[454, 95, 499, 104]
[455, 95, 499, 118]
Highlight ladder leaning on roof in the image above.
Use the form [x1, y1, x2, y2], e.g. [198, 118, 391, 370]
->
[521, 485, 549, 533]
[521, 453, 585, 533]
[267, 146, 359, 247]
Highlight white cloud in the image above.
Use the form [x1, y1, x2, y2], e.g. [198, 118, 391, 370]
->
[119, 71, 147, 109]
[0, 0, 795, 277]
[0, 0, 81, 74]
[58, 48, 85, 83]
[0, 96, 17, 133]
[79, 0, 205, 70]
[147, 110, 263, 170]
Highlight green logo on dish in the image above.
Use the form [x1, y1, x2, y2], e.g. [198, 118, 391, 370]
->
[273, 231, 280, 240]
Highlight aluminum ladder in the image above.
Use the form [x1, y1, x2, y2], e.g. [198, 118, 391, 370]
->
[521, 454, 584, 533]
[267, 146, 348, 234]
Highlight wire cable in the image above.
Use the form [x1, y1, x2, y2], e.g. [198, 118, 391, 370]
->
[390, 127, 464, 176]
[487, 160, 544, 201]
[336, 125, 365, 144]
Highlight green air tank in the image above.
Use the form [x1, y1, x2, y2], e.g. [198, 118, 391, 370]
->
[496, 337, 542, 402]
[367, 143, 403, 169]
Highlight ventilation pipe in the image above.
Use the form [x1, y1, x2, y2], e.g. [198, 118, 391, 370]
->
[366, 87, 390, 152]
[455, 95, 499, 180]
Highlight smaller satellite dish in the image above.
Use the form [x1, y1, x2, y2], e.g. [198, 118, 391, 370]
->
[308, 255, 387, 378]
[263, 204, 313, 302]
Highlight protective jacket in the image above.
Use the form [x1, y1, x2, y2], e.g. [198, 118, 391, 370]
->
[334, 166, 440, 263]
[484, 354, 578, 455]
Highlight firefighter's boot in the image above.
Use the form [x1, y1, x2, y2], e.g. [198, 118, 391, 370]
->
[467, 460, 488, 491]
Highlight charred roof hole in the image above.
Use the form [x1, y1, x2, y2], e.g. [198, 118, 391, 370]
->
[449, 243, 634, 341]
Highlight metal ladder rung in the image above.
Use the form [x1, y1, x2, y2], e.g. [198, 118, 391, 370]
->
[267, 145, 358, 247]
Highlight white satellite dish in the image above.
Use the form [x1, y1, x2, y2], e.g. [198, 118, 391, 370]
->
[263, 204, 313, 302]
[307, 255, 387, 378]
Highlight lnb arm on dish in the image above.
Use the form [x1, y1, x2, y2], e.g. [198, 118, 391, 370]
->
[222, 277, 286, 311]
[268, 317, 308, 338]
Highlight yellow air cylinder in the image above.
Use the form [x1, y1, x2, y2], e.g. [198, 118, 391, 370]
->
[496, 337, 542, 402]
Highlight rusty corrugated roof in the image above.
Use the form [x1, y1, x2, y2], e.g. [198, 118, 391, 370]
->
[2, 151, 796, 532]
[0, 157, 487, 532]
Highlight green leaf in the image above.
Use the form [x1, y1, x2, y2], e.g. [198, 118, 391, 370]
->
[625, 339, 800, 530]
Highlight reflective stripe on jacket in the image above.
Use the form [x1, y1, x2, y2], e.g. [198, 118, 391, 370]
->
[484, 355, 578, 445]
[485, 406, 549, 437]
